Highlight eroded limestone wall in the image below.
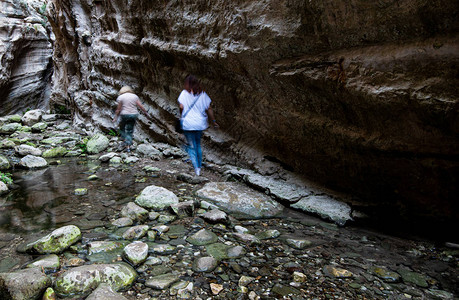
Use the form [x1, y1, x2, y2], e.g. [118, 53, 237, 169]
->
[0, 0, 53, 114]
[47, 0, 459, 221]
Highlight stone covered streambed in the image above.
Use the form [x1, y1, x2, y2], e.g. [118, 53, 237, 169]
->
[0, 112, 458, 299]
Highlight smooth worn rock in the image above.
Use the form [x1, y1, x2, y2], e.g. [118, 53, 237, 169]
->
[136, 143, 163, 158]
[256, 229, 281, 240]
[225, 167, 311, 203]
[145, 273, 179, 290]
[323, 265, 353, 278]
[192, 256, 218, 273]
[291, 195, 353, 226]
[109, 156, 122, 165]
[19, 154, 48, 169]
[371, 266, 401, 283]
[398, 269, 429, 288]
[186, 229, 218, 246]
[74, 188, 88, 195]
[22, 225, 81, 254]
[0, 140, 16, 149]
[170, 200, 195, 217]
[85, 283, 129, 300]
[120, 202, 148, 222]
[285, 238, 312, 250]
[123, 241, 148, 266]
[233, 233, 260, 245]
[150, 244, 176, 255]
[99, 152, 118, 162]
[87, 241, 125, 255]
[53, 263, 137, 297]
[0, 123, 21, 134]
[122, 225, 149, 240]
[42, 147, 68, 158]
[196, 182, 284, 219]
[201, 209, 228, 224]
[0, 267, 52, 300]
[26, 254, 60, 270]
[86, 133, 109, 154]
[41, 136, 74, 145]
[112, 217, 134, 227]
[31, 121, 48, 132]
[135, 185, 179, 211]
[15, 144, 42, 156]
[42, 114, 58, 122]
[21, 109, 43, 126]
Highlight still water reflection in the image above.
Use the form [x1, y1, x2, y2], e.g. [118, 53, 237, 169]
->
[0, 158, 150, 235]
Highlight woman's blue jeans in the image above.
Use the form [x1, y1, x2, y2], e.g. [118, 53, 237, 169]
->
[183, 130, 203, 170]
[119, 114, 138, 145]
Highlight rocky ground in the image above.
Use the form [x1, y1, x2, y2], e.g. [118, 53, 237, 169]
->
[0, 110, 458, 300]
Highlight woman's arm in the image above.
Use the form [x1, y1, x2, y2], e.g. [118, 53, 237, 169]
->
[206, 107, 219, 128]
[136, 100, 148, 115]
[113, 101, 123, 122]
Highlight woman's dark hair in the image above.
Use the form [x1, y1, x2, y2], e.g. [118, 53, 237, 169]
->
[184, 75, 202, 95]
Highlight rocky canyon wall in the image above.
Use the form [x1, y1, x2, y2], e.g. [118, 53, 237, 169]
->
[0, 0, 53, 115]
[47, 0, 458, 222]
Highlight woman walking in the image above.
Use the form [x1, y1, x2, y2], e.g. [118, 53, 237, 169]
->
[113, 86, 148, 152]
[178, 75, 218, 176]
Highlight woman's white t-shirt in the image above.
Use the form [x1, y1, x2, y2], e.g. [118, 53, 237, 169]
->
[178, 90, 211, 131]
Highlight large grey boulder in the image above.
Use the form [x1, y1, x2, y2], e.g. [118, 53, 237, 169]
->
[196, 182, 284, 219]
[21, 225, 81, 254]
[0, 154, 10, 170]
[136, 143, 163, 159]
[0, 267, 52, 300]
[224, 166, 311, 203]
[86, 133, 109, 154]
[53, 263, 137, 297]
[19, 155, 48, 169]
[135, 185, 179, 211]
[21, 109, 43, 126]
[291, 195, 353, 226]
[15, 144, 42, 156]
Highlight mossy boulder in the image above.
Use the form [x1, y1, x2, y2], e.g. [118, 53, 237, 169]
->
[22, 225, 81, 254]
[0, 155, 10, 170]
[42, 147, 68, 158]
[31, 122, 48, 132]
[0, 123, 22, 134]
[86, 133, 109, 154]
[53, 263, 137, 297]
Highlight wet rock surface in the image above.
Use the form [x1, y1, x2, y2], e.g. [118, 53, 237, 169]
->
[0, 113, 457, 299]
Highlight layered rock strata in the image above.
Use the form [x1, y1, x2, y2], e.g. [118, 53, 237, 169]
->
[0, 0, 53, 115]
[46, 0, 459, 222]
